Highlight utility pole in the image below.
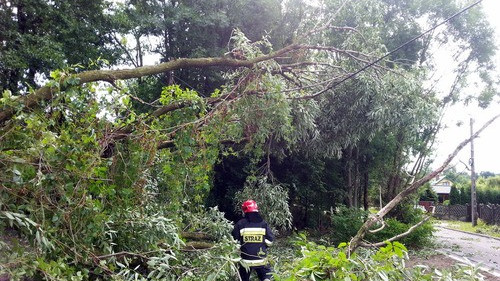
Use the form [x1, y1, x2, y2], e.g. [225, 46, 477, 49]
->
[470, 118, 477, 226]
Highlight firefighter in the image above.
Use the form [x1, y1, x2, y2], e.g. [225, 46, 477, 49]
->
[232, 200, 274, 281]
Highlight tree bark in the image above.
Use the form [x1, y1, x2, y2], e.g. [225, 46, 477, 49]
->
[363, 160, 369, 211]
[385, 131, 404, 202]
[345, 147, 354, 208]
[354, 146, 360, 208]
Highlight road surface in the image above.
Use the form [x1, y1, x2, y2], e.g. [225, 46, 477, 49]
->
[434, 224, 500, 277]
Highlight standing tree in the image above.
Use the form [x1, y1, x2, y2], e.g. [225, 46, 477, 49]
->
[0, 0, 121, 93]
[449, 185, 461, 205]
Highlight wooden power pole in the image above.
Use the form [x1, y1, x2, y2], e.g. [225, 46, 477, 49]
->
[470, 118, 477, 227]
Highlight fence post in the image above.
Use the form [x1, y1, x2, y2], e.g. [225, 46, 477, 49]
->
[466, 204, 471, 222]
[478, 204, 482, 222]
[495, 204, 499, 225]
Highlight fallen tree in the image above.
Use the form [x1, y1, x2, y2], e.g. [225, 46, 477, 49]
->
[348, 112, 500, 253]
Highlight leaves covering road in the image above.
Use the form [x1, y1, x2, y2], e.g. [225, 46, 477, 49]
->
[434, 224, 500, 277]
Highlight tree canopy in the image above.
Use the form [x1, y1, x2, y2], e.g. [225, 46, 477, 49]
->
[1, 0, 499, 280]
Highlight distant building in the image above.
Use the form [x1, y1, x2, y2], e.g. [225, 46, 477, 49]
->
[431, 177, 453, 203]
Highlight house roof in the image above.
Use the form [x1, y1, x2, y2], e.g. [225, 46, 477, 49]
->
[432, 176, 447, 184]
[432, 185, 451, 194]
[432, 176, 453, 185]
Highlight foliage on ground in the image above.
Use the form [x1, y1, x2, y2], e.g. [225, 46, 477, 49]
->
[272, 234, 486, 281]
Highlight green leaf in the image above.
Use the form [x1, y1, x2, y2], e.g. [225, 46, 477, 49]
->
[2, 90, 12, 99]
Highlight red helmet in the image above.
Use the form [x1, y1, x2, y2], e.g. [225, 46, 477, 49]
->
[242, 200, 259, 213]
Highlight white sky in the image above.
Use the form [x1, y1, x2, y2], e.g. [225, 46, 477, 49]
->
[432, 0, 500, 174]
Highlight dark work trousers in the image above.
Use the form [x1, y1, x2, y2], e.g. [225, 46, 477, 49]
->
[238, 264, 272, 281]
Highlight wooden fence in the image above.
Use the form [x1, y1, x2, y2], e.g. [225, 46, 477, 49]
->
[433, 203, 500, 225]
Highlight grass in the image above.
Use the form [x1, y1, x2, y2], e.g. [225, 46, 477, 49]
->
[436, 219, 500, 238]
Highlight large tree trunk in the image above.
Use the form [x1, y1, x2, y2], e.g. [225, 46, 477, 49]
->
[384, 131, 405, 201]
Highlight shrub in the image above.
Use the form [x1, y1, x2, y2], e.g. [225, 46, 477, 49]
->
[419, 185, 438, 202]
[330, 205, 369, 245]
[366, 205, 434, 248]
[275, 234, 411, 281]
[366, 217, 434, 248]
[449, 186, 460, 205]
[328, 204, 434, 249]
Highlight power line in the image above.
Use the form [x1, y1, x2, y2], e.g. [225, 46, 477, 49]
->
[297, 0, 483, 100]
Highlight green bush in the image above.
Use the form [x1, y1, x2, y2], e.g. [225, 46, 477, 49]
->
[449, 186, 460, 205]
[458, 185, 500, 204]
[366, 217, 434, 248]
[366, 205, 434, 248]
[330, 205, 369, 245]
[418, 185, 438, 202]
[329, 205, 434, 248]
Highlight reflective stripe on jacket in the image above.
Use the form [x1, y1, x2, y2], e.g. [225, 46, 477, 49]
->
[232, 215, 274, 264]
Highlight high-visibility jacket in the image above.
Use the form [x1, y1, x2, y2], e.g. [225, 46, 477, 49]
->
[232, 215, 274, 267]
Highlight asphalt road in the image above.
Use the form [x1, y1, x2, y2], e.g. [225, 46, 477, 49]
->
[434, 224, 500, 277]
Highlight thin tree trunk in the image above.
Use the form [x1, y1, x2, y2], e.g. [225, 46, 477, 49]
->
[353, 147, 360, 208]
[136, 35, 143, 67]
[363, 164, 369, 211]
[345, 148, 353, 208]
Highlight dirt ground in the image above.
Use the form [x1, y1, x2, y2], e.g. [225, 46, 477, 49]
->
[407, 253, 498, 281]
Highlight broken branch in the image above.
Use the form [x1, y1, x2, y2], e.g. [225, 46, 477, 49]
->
[0, 44, 302, 125]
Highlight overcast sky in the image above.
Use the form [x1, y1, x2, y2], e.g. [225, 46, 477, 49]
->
[432, 0, 500, 174]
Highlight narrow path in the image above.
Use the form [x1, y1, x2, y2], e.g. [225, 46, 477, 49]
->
[434, 224, 500, 277]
